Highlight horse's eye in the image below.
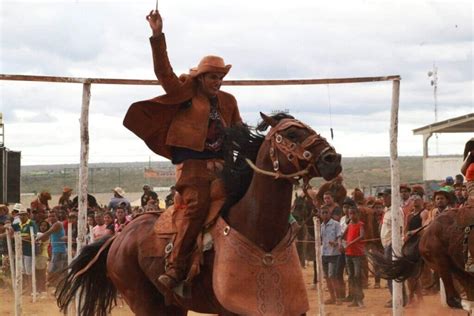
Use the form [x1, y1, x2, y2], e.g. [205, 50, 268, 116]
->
[286, 131, 298, 139]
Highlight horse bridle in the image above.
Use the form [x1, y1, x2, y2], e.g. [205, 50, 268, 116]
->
[245, 118, 334, 185]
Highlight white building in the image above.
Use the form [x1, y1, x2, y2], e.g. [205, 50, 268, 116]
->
[413, 113, 474, 181]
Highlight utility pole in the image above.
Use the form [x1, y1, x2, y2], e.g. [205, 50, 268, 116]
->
[428, 63, 439, 154]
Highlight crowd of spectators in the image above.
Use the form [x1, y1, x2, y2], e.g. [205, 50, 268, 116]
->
[0, 184, 176, 298]
[0, 171, 470, 307]
[293, 173, 470, 308]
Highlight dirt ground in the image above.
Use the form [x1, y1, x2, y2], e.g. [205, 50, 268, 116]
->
[0, 262, 469, 316]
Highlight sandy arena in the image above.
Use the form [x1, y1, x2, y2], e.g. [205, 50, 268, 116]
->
[1, 262, 467, 316]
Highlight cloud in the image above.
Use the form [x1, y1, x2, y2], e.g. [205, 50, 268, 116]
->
[1, 0, 472, 165]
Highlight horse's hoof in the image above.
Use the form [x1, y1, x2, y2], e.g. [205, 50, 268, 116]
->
[447, 297, 463, 309]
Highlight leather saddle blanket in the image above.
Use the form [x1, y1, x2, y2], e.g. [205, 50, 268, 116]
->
[210, 217, 309, 316]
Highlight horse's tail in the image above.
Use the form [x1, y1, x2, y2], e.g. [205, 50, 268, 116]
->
[368, 230, 424, 282]
[56, 235, 117, 316]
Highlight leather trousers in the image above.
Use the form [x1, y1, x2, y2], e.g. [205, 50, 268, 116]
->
[165, 159, 223, 281]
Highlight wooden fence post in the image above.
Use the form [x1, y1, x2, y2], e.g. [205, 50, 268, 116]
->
[14, 231, 23, 316]
[30, 226, 37, 302]
[313, 216, 325, 316]
[390, 79, 403, 316]
[6, 228, 15, 293]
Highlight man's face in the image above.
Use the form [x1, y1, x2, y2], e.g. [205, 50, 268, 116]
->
[19, 213, 28, 223]
[58, 210, 66, 220]
[342, 204, 350, 215]
[383, 194, 391, 207]
[454, 188, 463, 198]
[400, 189, 410, 201]
[95, 215, 104, 225]
[323, 194, 334, 205]
[462, 187, 468, 198]
[48, 213, 58, 224]
[435, 194, 448, 208]
[373, 204, 384, 214]
[68, 215, 77, 224]
[198, 72, 225, 97]
[412, 195, 424, 208]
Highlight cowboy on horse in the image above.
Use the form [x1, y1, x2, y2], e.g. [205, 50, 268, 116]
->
[123, 9, 242, 294]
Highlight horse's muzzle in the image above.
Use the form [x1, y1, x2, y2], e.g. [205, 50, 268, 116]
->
[317, 152, 342, 181]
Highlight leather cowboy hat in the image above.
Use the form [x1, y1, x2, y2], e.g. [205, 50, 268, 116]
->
[189, 55, 231, 78]
[63, 186, 73, 193]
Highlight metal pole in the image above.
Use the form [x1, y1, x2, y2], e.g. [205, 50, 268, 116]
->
[14, 231, 23, 316]
[30, 226, 37, 302]
[313, 216, 325, 316]
[390, 79, 403, 316]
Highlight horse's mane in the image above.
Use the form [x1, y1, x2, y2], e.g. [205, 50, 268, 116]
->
[220, 112, 294, 218]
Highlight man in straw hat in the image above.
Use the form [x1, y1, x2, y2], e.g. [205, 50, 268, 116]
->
[108, 187, 130, 211]
[124, 9, 242, 293]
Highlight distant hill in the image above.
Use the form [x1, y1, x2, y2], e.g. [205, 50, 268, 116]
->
[21, 157, 423, 195]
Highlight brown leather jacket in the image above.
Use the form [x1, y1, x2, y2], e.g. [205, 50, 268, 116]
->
[123, 34, 242, 160]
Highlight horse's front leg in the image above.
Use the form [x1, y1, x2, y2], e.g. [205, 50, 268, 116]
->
[438, 261, 462, 308]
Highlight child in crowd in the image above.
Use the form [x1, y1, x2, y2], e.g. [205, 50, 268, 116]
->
[320, 205, 342, 305]
[36, 220, 50, 297]
[86, 213, 96, 244]
[343, 205, 365, 307]
[114, 207, 130, 233]
[103, 211, 115, 235]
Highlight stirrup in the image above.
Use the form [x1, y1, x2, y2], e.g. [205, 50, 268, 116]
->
[156, 274, 178, 305]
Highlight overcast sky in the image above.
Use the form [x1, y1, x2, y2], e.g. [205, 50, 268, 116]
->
[1, 0, 473, 165]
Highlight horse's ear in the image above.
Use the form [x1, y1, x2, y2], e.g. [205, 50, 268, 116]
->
[260, 112, 278, 128]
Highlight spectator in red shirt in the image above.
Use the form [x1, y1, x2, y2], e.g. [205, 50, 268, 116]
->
[343, 205, 365, 307]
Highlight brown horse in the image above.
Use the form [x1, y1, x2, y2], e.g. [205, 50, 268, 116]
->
[56, 113, 342, 315]
[368, 208, 474, 309]
[314, 175, 346, 207]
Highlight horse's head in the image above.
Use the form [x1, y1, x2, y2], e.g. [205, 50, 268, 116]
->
[258, 112, 342, 181]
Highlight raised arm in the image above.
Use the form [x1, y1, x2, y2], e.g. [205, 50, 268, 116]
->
[146, 10, 184, 95]
[36, 222, 61, 242]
